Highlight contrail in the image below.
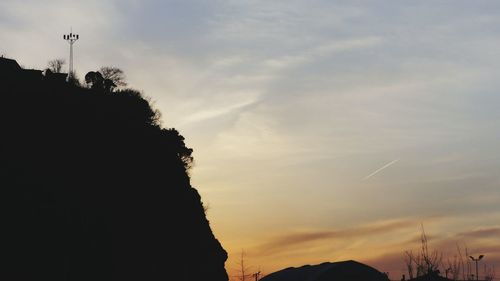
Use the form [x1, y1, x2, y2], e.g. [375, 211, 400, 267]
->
[363, 159, 400, 180]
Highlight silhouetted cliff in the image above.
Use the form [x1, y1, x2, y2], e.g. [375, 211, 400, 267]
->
[0, 58, 228, 280]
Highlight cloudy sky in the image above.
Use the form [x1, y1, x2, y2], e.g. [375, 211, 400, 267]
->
[2, 1, 499, 279]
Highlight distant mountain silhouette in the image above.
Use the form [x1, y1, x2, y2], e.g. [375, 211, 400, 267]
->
[260, 260, 390, 281]
[0, 57, 228, 280]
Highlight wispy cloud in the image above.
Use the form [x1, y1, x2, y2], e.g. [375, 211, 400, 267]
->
[255, 219, 417, 255]
[262, 36, 383, 71]
[456, 227, 500, 239]
[179, 96, 258, 125]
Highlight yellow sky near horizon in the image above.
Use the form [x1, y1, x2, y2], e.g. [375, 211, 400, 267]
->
[212, 212, 500, 280]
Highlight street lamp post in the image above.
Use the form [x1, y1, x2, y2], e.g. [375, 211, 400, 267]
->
[469, 255, 484, 281]
[63, 29, 79, 78]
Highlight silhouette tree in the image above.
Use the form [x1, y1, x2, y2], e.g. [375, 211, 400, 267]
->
[47, 58, 65, 73]
[85, 70, 121, 93]
[100, 66, 127, 87]
[403, 226, 446, 278]
[85, 70, 102, 87]
[85, 70, 104, 89]
[419, 226, 442, 274]
[237, 250, 252, 281]
[404, 250, 416, 279]
[103, 77, 116, 92]
[484, 265, 496, 281]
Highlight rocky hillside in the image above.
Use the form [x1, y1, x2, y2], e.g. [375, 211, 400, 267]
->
[0, 59, 228, 281]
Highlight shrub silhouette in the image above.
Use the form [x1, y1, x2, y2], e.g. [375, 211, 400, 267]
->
[0, 60, 228, 281]
[100, 66, 127, 88]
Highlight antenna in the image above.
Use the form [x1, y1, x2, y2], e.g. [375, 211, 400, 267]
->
[63, 28, 79, 78]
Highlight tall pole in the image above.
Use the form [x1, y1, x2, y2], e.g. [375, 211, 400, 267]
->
[63, 29, 79, 78]
[476, 260, 479, 280]
[70, 40, 73, 74]
[253, 271, 261, 281]
[470, 255, 484, 281]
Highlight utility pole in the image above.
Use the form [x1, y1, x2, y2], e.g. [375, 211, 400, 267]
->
[63, 29, 79, 78]
[469, 255, 484, 281]
[252, 271, 261, 281]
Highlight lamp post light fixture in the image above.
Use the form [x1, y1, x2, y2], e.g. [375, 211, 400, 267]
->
[469, 255, 484, 281]
[63, 30, 79, 78]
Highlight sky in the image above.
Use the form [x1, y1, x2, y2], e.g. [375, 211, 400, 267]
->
[1, 1, 500, 279]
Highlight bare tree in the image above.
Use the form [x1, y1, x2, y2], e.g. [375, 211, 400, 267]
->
[456, 244, 467, 281]
[99, 66, 127, 87]
[47, 59, 65, 73]
[403, 225, 442, 278]
[404, 250, 415, 279]
[484, 264, 496, 281]
[420, 225, 442, 274]
[447, 254, 461, 280]
[415, 252, 425, 277]
[404, 233, 494, 281]
[237, 250, 252, 281]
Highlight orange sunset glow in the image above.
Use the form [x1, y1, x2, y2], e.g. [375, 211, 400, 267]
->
[2, 1, 499, 280]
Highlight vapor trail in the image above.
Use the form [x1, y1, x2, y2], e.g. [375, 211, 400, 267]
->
[363, 159, 400, 180]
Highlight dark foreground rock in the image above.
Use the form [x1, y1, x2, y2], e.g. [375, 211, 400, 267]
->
[0, 58, 228, 281]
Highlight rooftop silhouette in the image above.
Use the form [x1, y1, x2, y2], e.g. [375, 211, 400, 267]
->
[260, 260, 390, 281]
